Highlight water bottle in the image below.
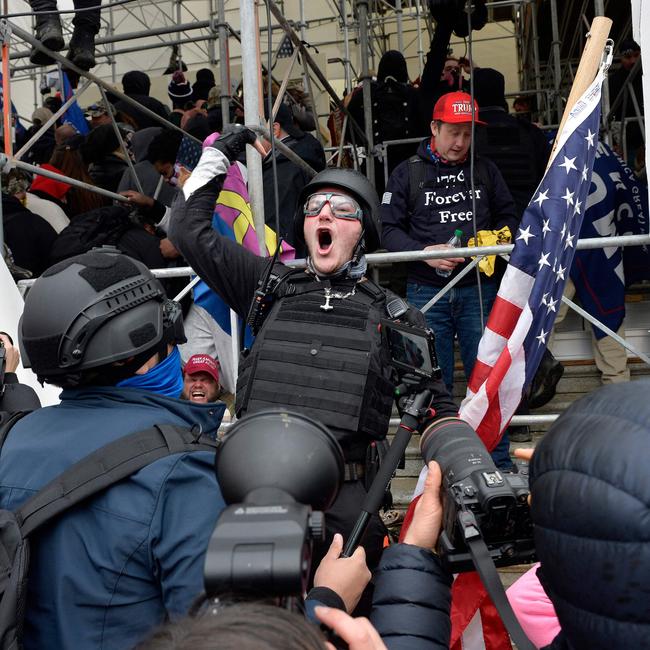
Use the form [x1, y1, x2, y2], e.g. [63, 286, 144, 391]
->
[435, 229, 463, 278]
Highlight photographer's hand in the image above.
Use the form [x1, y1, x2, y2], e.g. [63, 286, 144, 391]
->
[315, 607, 387, 650]
[402, 460, 443, 549]
[313, 533, 371, 613]
[514, 448, 534, 462]
[0, 333, 20, 373]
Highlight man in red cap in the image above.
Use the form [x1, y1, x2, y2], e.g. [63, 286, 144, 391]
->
[380, 90, 519, 469]
[182, 354, 233, 413]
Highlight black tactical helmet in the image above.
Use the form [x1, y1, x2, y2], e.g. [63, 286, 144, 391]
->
[294, 167, 382, 253]
[19, 248, 185, 387]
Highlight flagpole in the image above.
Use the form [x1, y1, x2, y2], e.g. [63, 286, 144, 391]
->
[549, 16, 613, 165]
[1, 19, 12, 157]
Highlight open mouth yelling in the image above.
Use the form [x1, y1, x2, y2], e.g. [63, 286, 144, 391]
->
[317, 228, 333, 254]
[191, 389, 206, 401]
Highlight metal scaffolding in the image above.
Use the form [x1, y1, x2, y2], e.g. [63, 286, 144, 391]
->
[1, 1, 647, 425]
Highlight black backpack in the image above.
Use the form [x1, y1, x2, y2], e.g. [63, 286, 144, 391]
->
[0, 412, 218, 649]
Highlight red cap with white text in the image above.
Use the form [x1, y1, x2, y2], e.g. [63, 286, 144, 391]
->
[183, 354, 219, 384]
[432, 91, 486, 125]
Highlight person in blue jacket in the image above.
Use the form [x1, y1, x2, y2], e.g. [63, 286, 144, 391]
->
[0, 248, 226, 650]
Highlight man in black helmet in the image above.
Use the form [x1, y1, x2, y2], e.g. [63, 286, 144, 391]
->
[168, 125, 463, 610]
[0, 248, 227, 649]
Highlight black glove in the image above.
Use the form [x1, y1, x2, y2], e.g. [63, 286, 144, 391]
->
[210, 124, 258, 163]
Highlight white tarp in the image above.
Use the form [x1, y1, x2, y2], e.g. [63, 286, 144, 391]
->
[630, 0, 648, 193]
[1, 259, 61, 406]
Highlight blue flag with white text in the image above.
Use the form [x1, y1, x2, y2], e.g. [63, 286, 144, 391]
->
[571, 142, 649, 339]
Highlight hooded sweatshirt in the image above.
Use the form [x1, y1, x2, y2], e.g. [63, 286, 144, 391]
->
[114, 71, 170, 130]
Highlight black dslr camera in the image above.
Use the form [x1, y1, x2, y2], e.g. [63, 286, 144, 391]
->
[420, 420, 535, 572]
[204, 410, 344, 599]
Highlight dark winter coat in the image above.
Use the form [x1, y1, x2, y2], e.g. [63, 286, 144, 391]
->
[370, 544, 453, 649]
[0, 386, 226, 649]
[115, 71, 170, 130]
[380, 138, 518, 287]
[1, 194, 58, 276]
[531, 380, 650, 650]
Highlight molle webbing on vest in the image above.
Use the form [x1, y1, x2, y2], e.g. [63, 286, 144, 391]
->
[235, 280, 395, 461]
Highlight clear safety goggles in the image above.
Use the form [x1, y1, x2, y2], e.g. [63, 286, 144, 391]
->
[303, 192, 363, 221]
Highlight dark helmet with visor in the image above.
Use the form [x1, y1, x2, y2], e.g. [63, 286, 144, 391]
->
[19, 247, 185, 387]
[294, 167, 382, 253]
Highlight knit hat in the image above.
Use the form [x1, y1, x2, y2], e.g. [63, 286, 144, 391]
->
[168, 70, 193, 102]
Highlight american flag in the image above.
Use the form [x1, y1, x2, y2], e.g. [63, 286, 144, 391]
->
[458, 71, 604, 450]
[405, 68, 606, 650]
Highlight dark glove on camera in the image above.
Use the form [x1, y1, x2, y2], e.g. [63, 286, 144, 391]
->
[210, 124, 258, 163]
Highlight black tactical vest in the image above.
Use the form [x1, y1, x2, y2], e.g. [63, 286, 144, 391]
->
[236, 273, 396, 461]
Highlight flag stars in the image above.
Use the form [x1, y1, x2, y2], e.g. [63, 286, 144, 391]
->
[558, 156, 577, 174]
[534, 190, 549, 208]
[585, 129, 596, 147]
[555, 264, 566, 281]
[560, 223, 566, 239]
[574, 200, 582, 215]
[562, 188, 575, 206]
[581, 165, 589, 181]
[538, 252, 551, 270]
[546, 296, 558, 314]
[542, 219, 552, 236]
[536, 329, 548, 345]
[517, 225, 535, 245]
[564, 233, 575, 249]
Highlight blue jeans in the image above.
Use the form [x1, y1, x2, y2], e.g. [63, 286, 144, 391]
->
[407, 281, 513, 469]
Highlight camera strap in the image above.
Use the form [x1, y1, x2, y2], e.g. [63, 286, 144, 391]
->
[463, 527, 536, 650]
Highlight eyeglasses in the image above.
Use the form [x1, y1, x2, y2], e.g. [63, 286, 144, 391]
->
[304, 192, 363, 221]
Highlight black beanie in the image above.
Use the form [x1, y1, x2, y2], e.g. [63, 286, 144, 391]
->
[168, 70, 193, 103]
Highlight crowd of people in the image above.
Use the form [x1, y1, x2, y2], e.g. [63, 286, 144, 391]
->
[0, 10, 648, 650]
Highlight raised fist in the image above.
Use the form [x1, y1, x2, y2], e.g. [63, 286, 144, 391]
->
[210, 124, 258, 162]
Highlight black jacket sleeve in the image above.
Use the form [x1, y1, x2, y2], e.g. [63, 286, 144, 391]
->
[371, 544, 453, 650]
[167, 152, 268, 319]
[417, 20, 454, 132]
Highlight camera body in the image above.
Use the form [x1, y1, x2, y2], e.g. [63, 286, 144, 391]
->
[204, 410, 344, 600]
[438, 459, 535, 572]
[204, 488, 324, 597]
[420, 419, 535, 573]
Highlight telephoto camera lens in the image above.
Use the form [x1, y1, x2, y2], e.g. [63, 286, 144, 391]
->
[419, 418, 516, 520]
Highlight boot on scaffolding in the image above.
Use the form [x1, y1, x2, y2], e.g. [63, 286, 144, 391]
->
[67, 27, 96, 70]
[29, 13, 64, 65]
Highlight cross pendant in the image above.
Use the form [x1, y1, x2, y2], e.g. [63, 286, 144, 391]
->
[320, 287, 334, 311]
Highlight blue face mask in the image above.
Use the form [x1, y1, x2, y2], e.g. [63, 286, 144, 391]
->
[116, 346, 184, 398]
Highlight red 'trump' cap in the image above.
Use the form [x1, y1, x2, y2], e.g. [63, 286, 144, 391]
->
[432, 91, 486, 125]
